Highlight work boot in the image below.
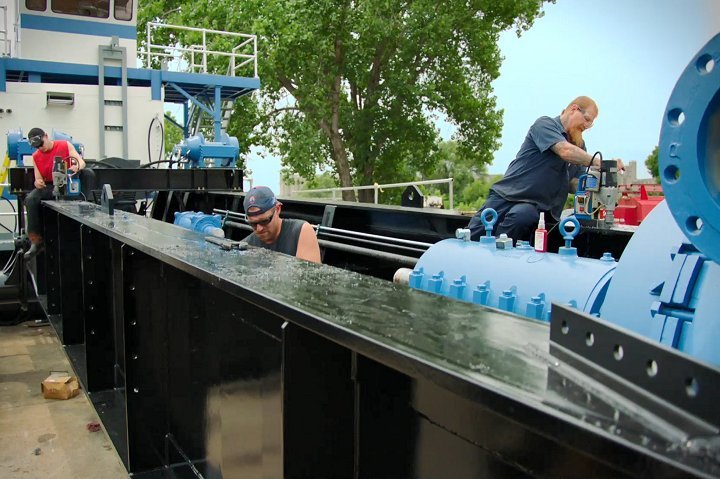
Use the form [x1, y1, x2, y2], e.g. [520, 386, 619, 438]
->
[24, 233, 44, 261]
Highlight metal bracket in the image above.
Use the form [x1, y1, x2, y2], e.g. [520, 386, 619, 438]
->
[550, 304, 720, 434]
[204, 236, 247, 251]
[319, 205, 337, 262]
[100, 184, 115, 215]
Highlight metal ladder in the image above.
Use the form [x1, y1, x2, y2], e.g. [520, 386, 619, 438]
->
[186, 58, 235, 138]
[98, 36, 129, 159]
[190, 98, 234, 137]
[0, 5, 10, 56]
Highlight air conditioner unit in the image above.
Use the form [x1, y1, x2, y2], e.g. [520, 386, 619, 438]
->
[46, 92, 75, 106]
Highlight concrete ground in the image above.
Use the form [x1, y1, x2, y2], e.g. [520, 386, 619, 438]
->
[0, 322, 127, 478]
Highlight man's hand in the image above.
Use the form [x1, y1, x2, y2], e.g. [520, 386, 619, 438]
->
[34, 177, 46, 189]
[614, 158, 625, 173]
[69, 163, 79, 173]
[590, 157, 624, 171]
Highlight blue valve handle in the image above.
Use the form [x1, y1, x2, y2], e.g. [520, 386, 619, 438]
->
[560, 216, 581, 248]
[480, 208, 498, 237]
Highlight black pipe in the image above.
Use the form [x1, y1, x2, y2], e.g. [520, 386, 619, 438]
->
[317, 225, 433, 248]
[224, 220, 251, 231]
[140, 160, 185, 169]
[317, 239, 418, 267]
[84, 160, 121, 169]
[148, 116, 164, 166]
[223, 220, 418, 266]
[217, 209, 431, 250]
[317, 231, 427, 255]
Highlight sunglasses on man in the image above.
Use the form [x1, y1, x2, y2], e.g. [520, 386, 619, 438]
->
[248, 209, 276, 229]
[29, 135, 44, 148]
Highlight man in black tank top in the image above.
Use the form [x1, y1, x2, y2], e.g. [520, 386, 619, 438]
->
[243, 186, 321, 263]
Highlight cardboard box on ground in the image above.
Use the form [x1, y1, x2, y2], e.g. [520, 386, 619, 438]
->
[41, 371, 81, 400]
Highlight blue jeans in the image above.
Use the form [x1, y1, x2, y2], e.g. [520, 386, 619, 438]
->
[25, 186, 56, 237]
[468, 191, 542, 243]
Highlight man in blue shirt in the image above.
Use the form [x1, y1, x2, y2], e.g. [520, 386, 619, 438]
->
[468, 96, 619, 243]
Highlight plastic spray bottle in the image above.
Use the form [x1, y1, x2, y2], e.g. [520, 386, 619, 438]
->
[534, 212, 548, 253]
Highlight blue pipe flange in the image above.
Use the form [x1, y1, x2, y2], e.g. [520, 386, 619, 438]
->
[659, 33, 720, 263]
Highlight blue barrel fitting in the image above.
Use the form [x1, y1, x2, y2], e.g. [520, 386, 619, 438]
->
[498, 287, 517, 313]
[600, 252, 615, 263]
[479, 208, 498, 246]
[427, 272, 444, 293]
[449, 276, 467, 300]
[409, 267, 424, 289]
[472, 282, 491, 306]
[558, 216, 580, 257]
[174, 211, 225, 237]
[526, 293, 547, 321]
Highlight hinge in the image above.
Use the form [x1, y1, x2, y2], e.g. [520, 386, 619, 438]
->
[649, 243, 705, 347]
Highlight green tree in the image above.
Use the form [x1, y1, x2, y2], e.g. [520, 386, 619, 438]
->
[140, 0, 550, 201]
[645, 145, 659, 181]
[164, 111, 184, 158]
[301, 140, 502, 209]
[294, 171, 340, 199]
[420, 140, 500, 210]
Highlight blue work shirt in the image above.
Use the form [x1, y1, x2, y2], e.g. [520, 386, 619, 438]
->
[491, 116, 584, 220]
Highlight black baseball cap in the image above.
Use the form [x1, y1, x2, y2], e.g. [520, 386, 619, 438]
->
[28, 128, 45, 148]
[243, 186, 278, 217]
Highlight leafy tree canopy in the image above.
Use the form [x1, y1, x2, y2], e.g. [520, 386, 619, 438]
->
[645, 145, 659, 181]
[421, 140, 499, 211]
[299, 140, 501, 210]
[163, 111, 184, 156]
[139, 0, 551, 201]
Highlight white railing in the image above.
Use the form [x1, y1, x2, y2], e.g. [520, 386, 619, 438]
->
[138, 23, 258, 78]
[231, 37, 258, 77]
[292, 178, 455, 210]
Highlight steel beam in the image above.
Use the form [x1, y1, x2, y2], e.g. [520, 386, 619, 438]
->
[9, 167, 243, 196]
[38, 200, 718, 478]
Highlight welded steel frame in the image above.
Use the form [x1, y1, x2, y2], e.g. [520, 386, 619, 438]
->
[9, 166, 243, 196]
[8, 165, 243, 328]
[37, 200, 717, 479]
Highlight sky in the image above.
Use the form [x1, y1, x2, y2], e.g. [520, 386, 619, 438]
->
[247, 0, 720, 190]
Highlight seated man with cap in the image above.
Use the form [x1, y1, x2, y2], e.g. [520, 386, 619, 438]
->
[243, 186, 321, 263]
[25, 127, 85, 260]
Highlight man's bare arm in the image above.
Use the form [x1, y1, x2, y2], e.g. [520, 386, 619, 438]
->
[295, 222, 321, 263]
[33, 163, 45, 188]
[551, 141, 599, 168]
[67, 143, 85, 170]
[569, 177, 579, 194]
